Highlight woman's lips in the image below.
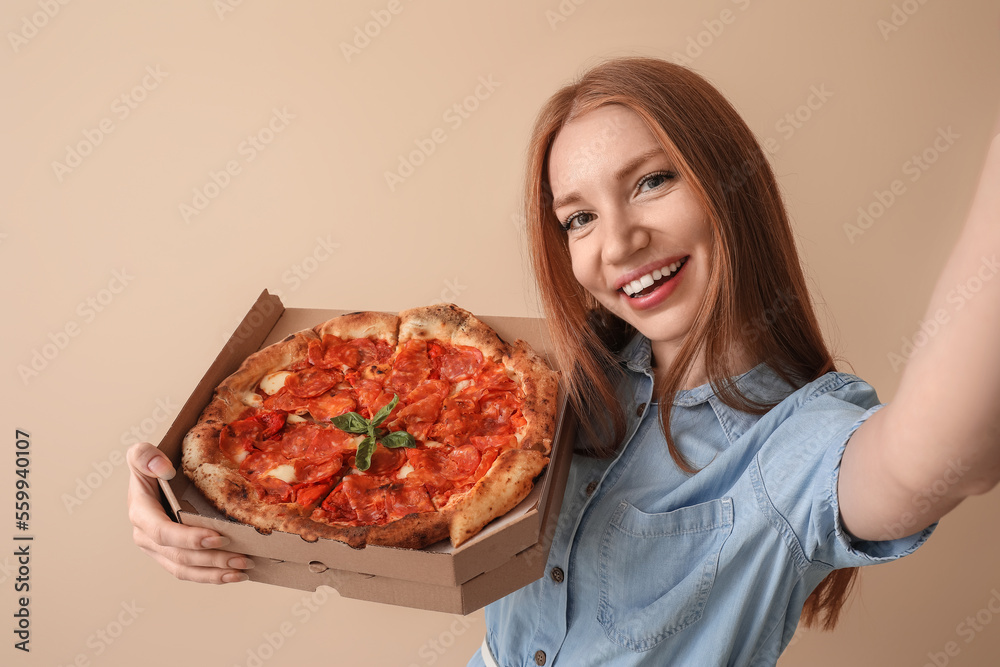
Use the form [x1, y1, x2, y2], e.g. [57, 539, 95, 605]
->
[618, 256, 689, 310]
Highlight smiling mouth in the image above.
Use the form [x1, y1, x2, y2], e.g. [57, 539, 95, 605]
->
[620, 257, 688, 298]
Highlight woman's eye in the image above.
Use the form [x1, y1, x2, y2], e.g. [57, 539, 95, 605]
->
[560, 211, 594, 231]
[637, 170, 675, 193]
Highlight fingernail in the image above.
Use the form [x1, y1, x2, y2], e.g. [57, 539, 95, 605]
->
[148, 457, 175, 480]
[201, 536, 231, 549]
[228, 557, 255, 570]
[223, 572, 249, 583]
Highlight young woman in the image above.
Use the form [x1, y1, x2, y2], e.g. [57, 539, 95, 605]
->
[127, 58, 1000, 666]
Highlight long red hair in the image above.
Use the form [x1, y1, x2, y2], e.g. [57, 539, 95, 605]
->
[525, 57, 855, 630]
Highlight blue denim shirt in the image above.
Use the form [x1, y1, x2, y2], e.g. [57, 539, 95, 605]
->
[468, 335, 933, 667]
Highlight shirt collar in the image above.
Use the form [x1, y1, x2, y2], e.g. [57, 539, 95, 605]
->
[618, 333, 790, 406]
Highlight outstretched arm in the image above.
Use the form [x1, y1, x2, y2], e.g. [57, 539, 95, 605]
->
[839, 111, 1000, 541]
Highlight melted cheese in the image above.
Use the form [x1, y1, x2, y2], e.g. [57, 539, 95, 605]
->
[243, 393, 263, 408]
[260, 371, 293, 395]
[286, 414, 308, 424]
[396, 463, 414, 479]
[265, 464, 297, 484]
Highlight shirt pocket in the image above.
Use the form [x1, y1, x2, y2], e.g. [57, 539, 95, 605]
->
[597, 497, 734, 652]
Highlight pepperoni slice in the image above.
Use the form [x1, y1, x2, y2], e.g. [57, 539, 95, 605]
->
[263, 388, 311, 414]
[475, 361, 518, 392]
[315, 486, 358, 523]
[471, 447, 499, 483]
[252, 476, 294, 503]
[405, 445, 478, 484]
[384, 483, 435, 521]
[448, 444, 482, 479]
[353, 378, 396, 420]
[219, 418, 261, 462]
[219, 411, 287, 461]
[470, 435, 516, 452]
[438, 345, 485, 381]
[340, 475, 390, 524]
[338, 475, 435, 524]
[294, 482, 335, 507]
[388, 339, 431, 396]
[294, 454, 344, 485]
[307, 391, 357, 422]
[239, 450, 289, 478]
[363, 444, 406, 477]
[285, 367, 343, 398]
[276, 425, 316, 458]
[310, 336, 388, 371]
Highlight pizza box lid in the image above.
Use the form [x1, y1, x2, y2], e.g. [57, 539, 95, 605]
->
[158, 290, 575, 602]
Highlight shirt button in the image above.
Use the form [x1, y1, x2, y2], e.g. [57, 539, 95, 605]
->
[585, 481, 598, 496]
[534, 650, 547, 665]
[635, 402, 646, 417]
[550, 566, 564, 583]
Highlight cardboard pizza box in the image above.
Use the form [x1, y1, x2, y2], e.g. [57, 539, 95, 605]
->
[157, 290, 576, 614]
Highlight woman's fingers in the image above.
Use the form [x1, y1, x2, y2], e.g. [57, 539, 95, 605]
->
[126, 442, 253, 584]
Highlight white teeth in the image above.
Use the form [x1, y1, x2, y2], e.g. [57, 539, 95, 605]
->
[620, 258, 686, 297]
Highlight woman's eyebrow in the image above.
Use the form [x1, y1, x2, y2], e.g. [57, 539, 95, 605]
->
[551, 148, 667, 211]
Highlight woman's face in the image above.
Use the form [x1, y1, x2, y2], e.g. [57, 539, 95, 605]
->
[548, 104, 714, 368]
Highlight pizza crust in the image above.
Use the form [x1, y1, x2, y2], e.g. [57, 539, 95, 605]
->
[444, 449, 550, 547]
[218, 330, 317, 404]
[314, 311, 399, 346]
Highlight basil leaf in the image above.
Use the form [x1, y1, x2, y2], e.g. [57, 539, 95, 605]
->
[330, 412, 370, 434]
[370, 395, 399, 427]
[354, 436, 377, 471]
[380, 430, 416, 449]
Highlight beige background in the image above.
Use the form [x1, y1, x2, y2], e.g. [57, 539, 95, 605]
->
[2, 1, 1000, 665]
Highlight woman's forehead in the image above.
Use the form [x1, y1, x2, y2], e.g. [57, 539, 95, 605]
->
[548, 106, 667, 197]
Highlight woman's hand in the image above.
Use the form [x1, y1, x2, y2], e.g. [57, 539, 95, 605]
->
[126, 442, 254, 584]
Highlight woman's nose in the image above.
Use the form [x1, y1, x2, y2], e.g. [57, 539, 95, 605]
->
[600, 208, 650, 265]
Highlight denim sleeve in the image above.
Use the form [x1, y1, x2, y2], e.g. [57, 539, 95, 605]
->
[752, 374, 934, 571]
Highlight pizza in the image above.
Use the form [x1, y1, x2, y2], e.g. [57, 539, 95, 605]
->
[181, 304, 559, 550]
